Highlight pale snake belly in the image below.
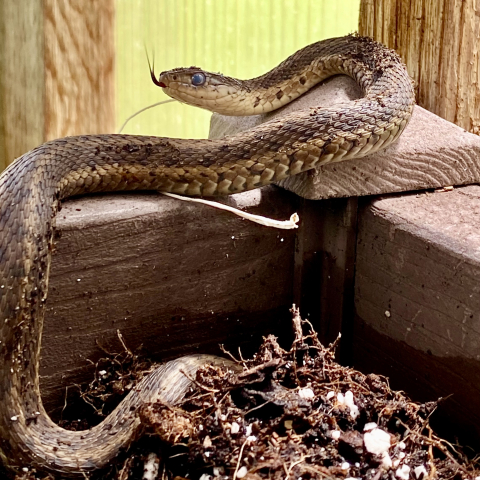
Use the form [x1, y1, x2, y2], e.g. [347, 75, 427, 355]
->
[0, 35, 415, 476]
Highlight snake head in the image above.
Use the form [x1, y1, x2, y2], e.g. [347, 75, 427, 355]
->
[150, 65, 248, 115]
[156, 67, 210, 93]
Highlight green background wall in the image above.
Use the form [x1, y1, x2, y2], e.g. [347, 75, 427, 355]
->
[116, 0, 360, 139]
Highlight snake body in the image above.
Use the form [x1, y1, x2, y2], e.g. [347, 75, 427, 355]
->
[0, 35, 414, 476]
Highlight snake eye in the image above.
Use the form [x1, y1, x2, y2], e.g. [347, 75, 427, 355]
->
[191, 72, 206, 86]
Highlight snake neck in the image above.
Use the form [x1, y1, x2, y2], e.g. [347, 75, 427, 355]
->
[163, 35, 415, 116]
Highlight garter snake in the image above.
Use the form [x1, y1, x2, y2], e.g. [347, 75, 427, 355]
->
[0, 34, 414, 476]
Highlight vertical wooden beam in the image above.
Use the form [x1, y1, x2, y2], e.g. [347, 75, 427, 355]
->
[0, 1, 44, 171]
[359, 0, 480, 134]
[0, 0, 115, 171]
[294, 198, 358, 349]
[43, 0, 115, 140]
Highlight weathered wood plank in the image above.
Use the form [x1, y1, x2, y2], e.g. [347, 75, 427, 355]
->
[353, 186, 480, 443]
[41, 188, 297, 413]
[210, 75, 480, 200]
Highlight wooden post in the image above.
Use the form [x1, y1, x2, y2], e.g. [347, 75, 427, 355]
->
[359, 0, 480, 135]
[0, 0, 114, 171]
[0, 1, 44, 171]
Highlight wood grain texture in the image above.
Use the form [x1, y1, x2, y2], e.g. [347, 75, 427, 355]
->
[41, 188, 297, 413]
[359, 0, 480, 135]
[44, 0, 115, 139]
[357, 187, 480, 359]
[210, 75, 480, 200]
[353, 186, 480, 442]
[0, 0, 44, 170]
[0, 1, 115, 170]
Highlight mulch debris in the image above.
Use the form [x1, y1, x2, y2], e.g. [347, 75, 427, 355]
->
[15, 307, 480, 480]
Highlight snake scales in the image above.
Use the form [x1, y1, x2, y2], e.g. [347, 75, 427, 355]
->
[0, 35, 414, 476]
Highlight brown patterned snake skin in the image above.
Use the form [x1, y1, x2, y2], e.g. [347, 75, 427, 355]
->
[0, 35, 414, 476]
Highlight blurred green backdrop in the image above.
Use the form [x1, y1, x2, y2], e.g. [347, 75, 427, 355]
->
[116, 0, 360, 139]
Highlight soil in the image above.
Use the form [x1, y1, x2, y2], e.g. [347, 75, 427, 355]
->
[14, 308, 480, 480]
